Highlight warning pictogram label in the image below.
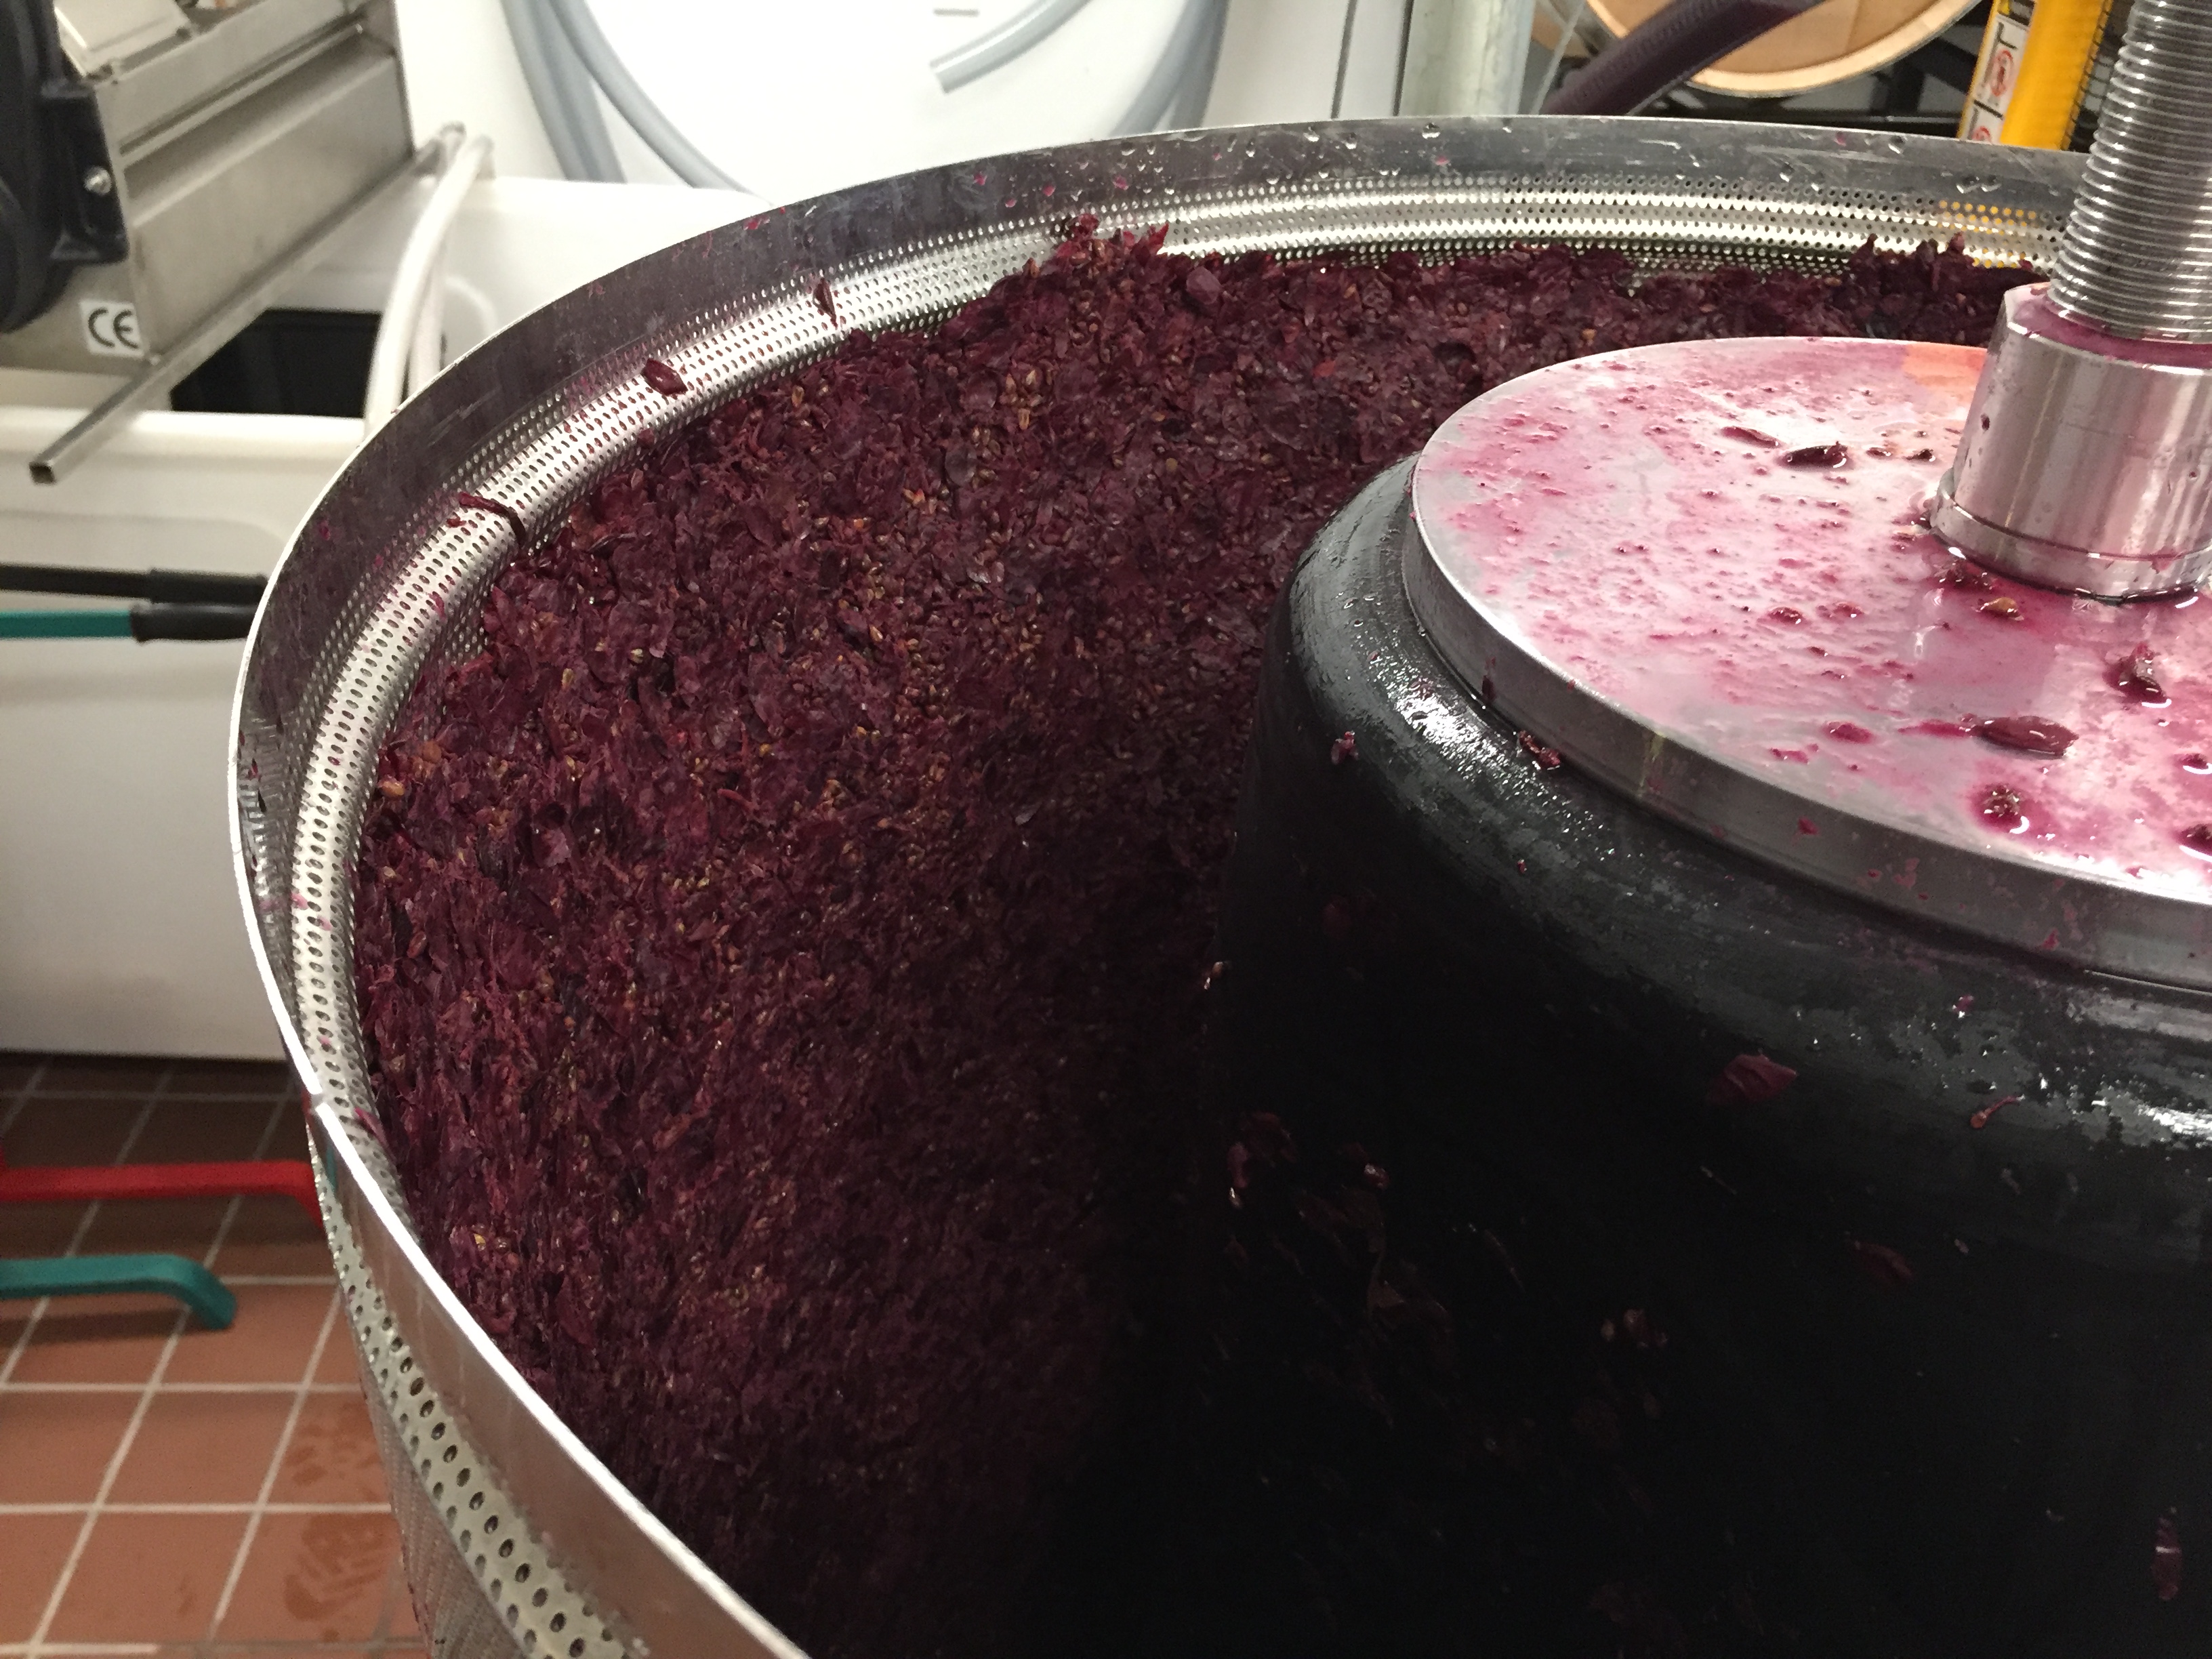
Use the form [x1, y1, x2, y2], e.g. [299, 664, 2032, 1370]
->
[1961, 6, 2033, 143]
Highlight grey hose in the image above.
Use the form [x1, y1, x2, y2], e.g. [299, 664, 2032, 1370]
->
[500, 0, 583, 179]
[1169, 0, 1229, 126]
[501, 0, 621, 182]
[933, 0, 1094, 91]
[542, 0, 747, 191]
[537, 0, 624, 182]
[1115, 0, 1229, 135]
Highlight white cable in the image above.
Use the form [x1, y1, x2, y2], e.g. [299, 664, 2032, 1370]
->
[406, 123, 457, 402]
[407, 241, 447, 401]
[363, 131, 493, 436]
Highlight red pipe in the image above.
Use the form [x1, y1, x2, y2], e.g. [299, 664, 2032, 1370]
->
[0, 1149, 321, 1225]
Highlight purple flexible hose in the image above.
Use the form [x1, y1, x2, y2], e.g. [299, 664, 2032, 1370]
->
[1543, 0, 1815, 114]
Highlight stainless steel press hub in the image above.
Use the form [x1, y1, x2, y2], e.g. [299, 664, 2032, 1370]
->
[1933, 0, 2212, 597]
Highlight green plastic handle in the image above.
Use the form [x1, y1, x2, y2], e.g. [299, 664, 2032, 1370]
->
[0, 1253, 237, 1328]
[0, 609, 132, 639]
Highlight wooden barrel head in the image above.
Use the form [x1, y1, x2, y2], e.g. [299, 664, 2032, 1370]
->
[1580, 0, 1980, 96]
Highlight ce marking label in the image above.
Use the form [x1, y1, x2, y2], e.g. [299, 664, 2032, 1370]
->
[79, 300, 144, 358]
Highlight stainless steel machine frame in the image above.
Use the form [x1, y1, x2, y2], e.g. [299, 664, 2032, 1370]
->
[5, 0, 417, 480]
[229, 117, 2078, 1659]
[5, 0, 412, 371]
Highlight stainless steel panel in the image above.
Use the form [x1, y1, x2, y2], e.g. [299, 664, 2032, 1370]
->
[93, 0, 368, 152]
[28, 137, 432, 484]
[0, 264, 140, 373]
[319, 1104, 805, 1659]
[125, 33, 409, 348]
[52, 0, 190, 77]
[230, 118, 2081, 1659]
[319, 1115, 647, 1659]
[0, 1, 409, 377]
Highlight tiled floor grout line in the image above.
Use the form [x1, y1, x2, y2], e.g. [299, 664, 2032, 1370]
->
[0, 1646, 390, 1657]
[207, 1098, 332, 1652]
[0, 1647, 422, 1657]
[3, 1068, 424, 1659]
[0, 1081, 161, 1390]
[205, 1273, 344, 1641]
[21, 1065, 179, 1657]
[0, 1651, 410, 1658]
[0, 1502, 398, 1515]
[0, 1055, 50, 1139]
[1, 1382, 359, 1395]
[0, 1054, 49, 1367]
[26, 1090, 300, 1101]
[24, 1071, 261, 1659]
[0, 1056, 42, 1358]
[17, 1092, 294, 1105]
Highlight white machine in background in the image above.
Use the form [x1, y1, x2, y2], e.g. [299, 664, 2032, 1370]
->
[396, 0, 1216, 205]
[393, 0, 1548, 194]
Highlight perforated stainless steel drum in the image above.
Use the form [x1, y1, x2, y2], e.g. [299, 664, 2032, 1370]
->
[229, 117, 2079, 1659]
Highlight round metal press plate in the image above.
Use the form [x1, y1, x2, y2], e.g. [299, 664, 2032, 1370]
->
[1406, 333, 2212, 989]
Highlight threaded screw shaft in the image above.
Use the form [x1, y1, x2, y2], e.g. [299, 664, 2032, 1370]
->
[2049, 0, 2212, 341]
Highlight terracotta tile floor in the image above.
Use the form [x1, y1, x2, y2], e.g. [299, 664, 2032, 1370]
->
[0, 1054, 421, 1658]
